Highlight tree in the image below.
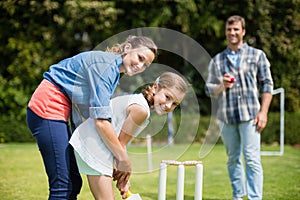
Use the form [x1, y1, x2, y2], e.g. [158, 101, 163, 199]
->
[0, 0, 299, 142]
[0, 0, 120, 121]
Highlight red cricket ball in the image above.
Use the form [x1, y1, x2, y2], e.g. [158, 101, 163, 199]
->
[230, 77, 235, 83]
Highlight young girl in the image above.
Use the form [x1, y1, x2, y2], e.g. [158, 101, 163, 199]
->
[69, 72, 188, 199]
[26, 35, 157, 199]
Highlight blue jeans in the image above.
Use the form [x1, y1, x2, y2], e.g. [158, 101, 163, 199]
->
[220, 120, 263, 200]
[26, 108, 82, 200]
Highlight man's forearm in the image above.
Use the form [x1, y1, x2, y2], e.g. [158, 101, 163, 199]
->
[213, 84, 225, 96]
[260, 93, 273, 113]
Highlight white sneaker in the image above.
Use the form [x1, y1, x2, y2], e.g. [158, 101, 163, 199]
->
[232, 197, 243, 200]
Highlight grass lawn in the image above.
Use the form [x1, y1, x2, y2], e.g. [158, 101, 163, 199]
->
[0, 143, 299, 200]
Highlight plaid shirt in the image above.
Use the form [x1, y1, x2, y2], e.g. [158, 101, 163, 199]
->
[206, 43, 273, 124]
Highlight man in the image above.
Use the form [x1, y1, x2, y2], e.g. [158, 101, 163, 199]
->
[205, 15, 273, 200]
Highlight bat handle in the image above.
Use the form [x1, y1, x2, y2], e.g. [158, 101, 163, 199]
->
[126, 190, 132, 198]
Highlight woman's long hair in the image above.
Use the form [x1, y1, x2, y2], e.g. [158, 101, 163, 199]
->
[106, 35, 157, 56]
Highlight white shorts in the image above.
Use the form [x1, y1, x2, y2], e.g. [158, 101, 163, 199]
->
[74, 151, 103, 176]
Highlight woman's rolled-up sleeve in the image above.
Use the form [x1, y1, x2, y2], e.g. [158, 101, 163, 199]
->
[87, 57, 121, 121]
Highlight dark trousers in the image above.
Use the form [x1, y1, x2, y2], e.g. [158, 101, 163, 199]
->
[26, 108, 82, 200]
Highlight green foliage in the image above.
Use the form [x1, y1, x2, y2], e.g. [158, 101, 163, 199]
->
[139, 111, 300, 145]
[0, 0, 299, 142]
[280, 112, 300, 145]
[1, 111, 298, 144]
[0, 115, 34, 143]
[263, 111, 300, 145]
[0, 0, 120, 124]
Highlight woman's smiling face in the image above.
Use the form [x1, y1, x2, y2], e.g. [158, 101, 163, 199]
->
[121, 46, 155, 76]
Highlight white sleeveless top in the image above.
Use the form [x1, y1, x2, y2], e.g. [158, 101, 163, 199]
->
[69, 93, 150, 176]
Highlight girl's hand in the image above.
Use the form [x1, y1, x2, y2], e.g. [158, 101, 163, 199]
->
[113, 158, 131, 191]
[119, 181, 131, 199]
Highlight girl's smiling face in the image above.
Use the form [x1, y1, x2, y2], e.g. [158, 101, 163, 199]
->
[152, 85, 185, 115]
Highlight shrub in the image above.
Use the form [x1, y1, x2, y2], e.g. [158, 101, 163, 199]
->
[142, 111, 300, 145]
[0, 116, 35, 143]
[1, 112, 299, 145]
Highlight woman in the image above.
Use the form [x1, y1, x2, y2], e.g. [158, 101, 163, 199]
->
[70, 72, 188, 199]
[26, 35, 157, 199]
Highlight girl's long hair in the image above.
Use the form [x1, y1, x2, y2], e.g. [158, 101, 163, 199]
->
[142, 72, 188, 108]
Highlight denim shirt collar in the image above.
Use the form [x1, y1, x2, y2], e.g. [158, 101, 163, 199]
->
[116, 54, 123, 69]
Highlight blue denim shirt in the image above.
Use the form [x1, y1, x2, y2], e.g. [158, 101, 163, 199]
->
[44, 51, 122, 127]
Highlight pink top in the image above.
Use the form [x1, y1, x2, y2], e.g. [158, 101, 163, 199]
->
[28, 79, 71, 121]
